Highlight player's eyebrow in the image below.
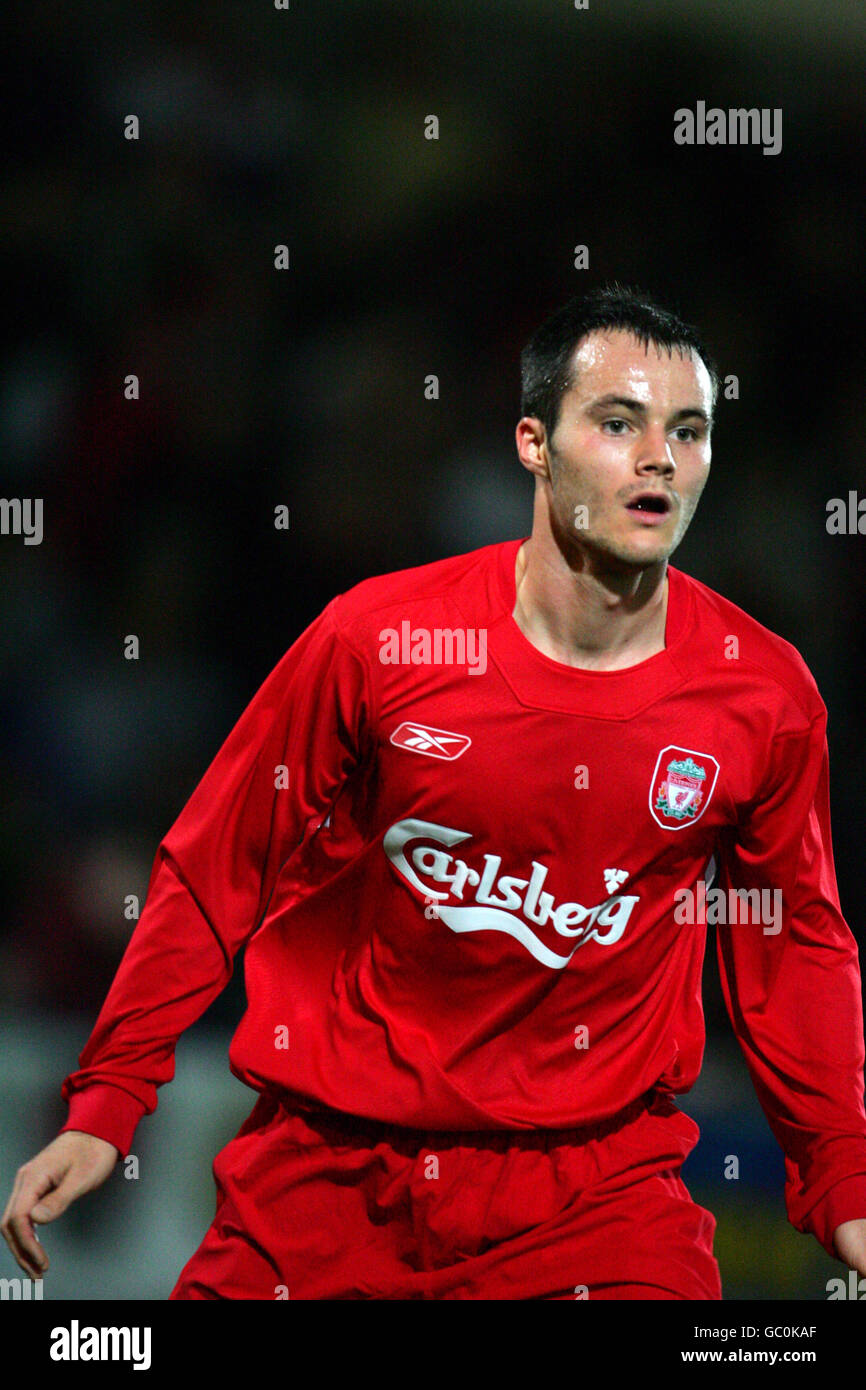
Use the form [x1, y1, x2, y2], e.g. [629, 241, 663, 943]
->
[586, 394, 711, 425]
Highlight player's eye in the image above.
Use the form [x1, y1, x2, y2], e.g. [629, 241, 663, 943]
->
[601, 418, 629, 434]
[673, 426, 698, 442]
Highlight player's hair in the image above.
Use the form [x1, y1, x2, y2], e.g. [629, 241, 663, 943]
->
[520, 283, 719, 441]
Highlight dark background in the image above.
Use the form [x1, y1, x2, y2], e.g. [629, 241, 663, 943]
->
[2, 0, 864, 1299]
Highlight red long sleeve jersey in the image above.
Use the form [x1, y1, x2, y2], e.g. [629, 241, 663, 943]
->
[61, 537, 866, 1257]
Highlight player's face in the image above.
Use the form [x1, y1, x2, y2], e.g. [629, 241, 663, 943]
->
[541, 329, 713, 570]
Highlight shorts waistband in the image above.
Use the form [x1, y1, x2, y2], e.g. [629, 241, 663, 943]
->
[261, 1087, 662, 1152]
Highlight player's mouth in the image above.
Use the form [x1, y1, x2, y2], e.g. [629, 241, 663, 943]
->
[624, 491, 674, 526]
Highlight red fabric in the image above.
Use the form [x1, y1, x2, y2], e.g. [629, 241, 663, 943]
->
[59, 538, 866, 1260]
[169, 1090, 721, 1300]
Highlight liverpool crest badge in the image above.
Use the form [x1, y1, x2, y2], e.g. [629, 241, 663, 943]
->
[650, 746, 720, 830]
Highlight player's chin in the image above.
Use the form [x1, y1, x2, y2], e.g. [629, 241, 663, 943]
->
[610, 532, 674, 567]
[576, 527, 674, 570]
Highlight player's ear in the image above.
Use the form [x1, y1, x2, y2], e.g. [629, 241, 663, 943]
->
[516, 417, 551, 481]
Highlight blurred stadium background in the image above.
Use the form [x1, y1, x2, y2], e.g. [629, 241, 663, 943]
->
[2, 0, 865, 1299]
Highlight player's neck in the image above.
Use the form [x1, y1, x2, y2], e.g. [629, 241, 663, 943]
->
[512, 528, 669, 672]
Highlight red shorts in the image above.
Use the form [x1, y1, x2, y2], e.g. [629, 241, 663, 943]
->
[169, 1089, 722, 1300]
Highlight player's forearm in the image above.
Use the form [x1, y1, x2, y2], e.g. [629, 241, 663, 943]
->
[59, 855, 236, 1152]
[720, 920, 866, 1255]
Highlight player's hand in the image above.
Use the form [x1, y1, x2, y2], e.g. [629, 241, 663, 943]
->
[832, 1218, 866, 1276]
[1, 1130, 119, 1279]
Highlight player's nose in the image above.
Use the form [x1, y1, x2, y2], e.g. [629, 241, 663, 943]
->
[636, 425, 676, 475]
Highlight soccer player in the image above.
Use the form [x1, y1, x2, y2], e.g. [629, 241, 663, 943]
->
[4, 286, 866, 1300]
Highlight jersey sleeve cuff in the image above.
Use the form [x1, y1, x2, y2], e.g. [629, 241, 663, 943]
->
[809, 1173, 866, 1259]
[60, 1085, 148, 1161]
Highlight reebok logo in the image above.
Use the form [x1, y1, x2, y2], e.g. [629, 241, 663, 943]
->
[383, 818, 639, 970]
[390, 722, 472, 760]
